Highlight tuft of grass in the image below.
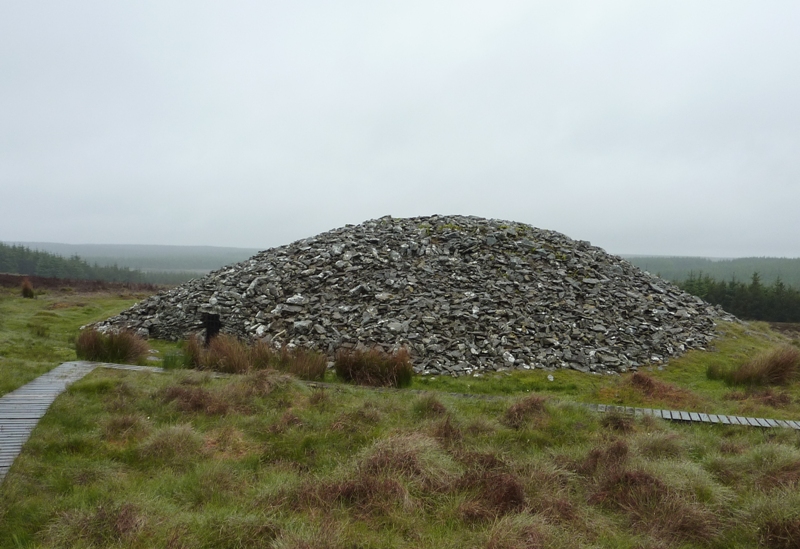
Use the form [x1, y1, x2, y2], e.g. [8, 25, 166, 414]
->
[27, 322, 50, 338]
[412, 393, 447, 418]
[484, 514, 548, 549]
[761, 516, 800, 549]
[334, 347, 413, 388]
[162, 385, 230, 415]
[458, 471, 527, 522]
[205, 334, 252, 373]
[184, 334, 327, 380]
[75, 328, 150, 364]
[502, 395, 546, 429]
[709, 345, 800, 386]
[44, 503, 145, 546]
[318, 476, 410, 515]
[600, 412, 636, 433]
[21, 277, 34, 298]
[137, 423, 206, 466]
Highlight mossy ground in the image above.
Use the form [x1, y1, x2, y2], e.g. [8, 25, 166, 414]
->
[1, 289, 799, 548]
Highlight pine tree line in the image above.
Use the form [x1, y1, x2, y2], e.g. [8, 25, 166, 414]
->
[679, 272, 800, 322]
[0, 243, 194, 285]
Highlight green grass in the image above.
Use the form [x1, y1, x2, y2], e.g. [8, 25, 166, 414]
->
[1, 290, 800, 548]
[0, 288, 145, 396]
[2, 367, 799, 548]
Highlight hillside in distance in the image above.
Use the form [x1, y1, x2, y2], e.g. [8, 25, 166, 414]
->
[6, 242, 260, 274]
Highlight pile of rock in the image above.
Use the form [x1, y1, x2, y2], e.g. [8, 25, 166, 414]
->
[94, 215, 735, 376]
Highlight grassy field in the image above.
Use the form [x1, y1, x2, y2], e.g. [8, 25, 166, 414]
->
[1, 288, 800, 548]
[0, 288, 146, 397]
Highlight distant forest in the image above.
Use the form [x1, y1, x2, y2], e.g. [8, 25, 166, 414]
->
[0, 243, 195, 285]
[6, 242, 258, 274]
[678, 273, 800, 323]
[625, 256, 800, 288]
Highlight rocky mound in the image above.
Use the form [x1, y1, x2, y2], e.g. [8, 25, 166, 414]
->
[95, 215, 734, 376]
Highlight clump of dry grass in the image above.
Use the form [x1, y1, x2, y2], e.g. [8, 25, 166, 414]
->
[432, 415, 463, 447]
[334, 347, 414, 388]
[601, 412, 636, 433]
[627, 372, 696, 407]
[102, 414, 150, 443]
[413, 394, 447, 418]
[138, 424, 205, 465]
[21, 277, 34, 298]
[458, 471, 527, 522]
[484, 515, 547, 549]
[591, 469, 721, 544]
[322, 476, 410, 515]
[724, 387, 793, 408]
[205, 334, 251, 373]
[709, 345, 800, 386]
[162, 385, 230, 415]
[48, 503, 145, 546]
[185, 334, 327, 379]
[637, 433, 684, 460]
[268, 411, 304, 434]
[330, 403, 382, 432]
[574, 439, 629, 477]
[761, 516, 800, 549]
[75, 328, 150, 364]
[757, 461, 800, 491]
[502, 395, 546, 429]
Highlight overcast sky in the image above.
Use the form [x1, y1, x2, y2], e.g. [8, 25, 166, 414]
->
[2, 1, 799, 257]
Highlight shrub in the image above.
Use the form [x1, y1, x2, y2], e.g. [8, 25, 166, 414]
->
[21, 277, 34, 298]
[334, 347, 413, 388]
[75, 328, 150, 364]
[709, 346, 800, 386]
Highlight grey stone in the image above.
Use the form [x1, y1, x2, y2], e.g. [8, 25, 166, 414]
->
[94, 214, 736, 377]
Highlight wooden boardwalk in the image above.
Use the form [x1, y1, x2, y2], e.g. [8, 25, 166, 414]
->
[586, 403, 800, 430]
[0, 361, 98, 482]
[1, 361, 799, 484]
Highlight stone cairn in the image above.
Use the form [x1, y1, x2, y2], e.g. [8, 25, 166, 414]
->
[94, 215, 735, 376]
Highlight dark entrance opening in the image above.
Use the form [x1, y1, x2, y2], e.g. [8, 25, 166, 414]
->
[201, 313, 222, 346]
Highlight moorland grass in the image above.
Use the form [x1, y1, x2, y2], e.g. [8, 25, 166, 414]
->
[2, 291, 800, 547]
[2, 366, 799, 548]
[184, 334, 328, 380]
[334, 347, 414, 388]
[0, 287, 144, 396]
[75, 328, 150, 364]
[708, 345, 800, 387]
